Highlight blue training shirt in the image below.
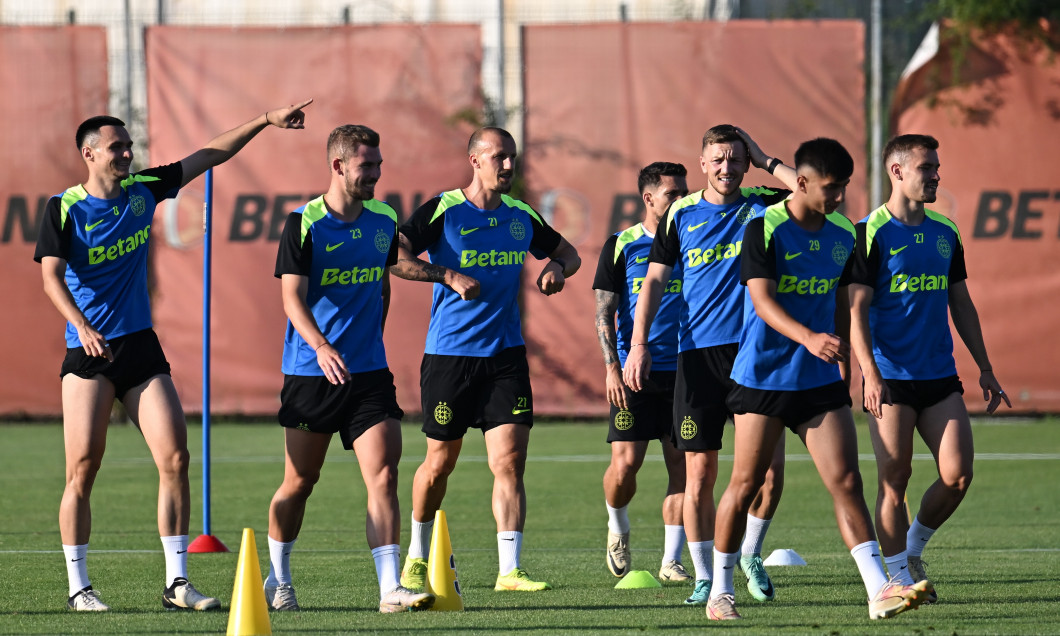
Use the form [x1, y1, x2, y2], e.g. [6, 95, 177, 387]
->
[650, 187, 789, 352]
[34, 163, 182, 348]
[400, 189, 562, 357]
[731, 202, 856, 390]
[848, 205, 967, 380]
[592, 224, 682, 371]
[275, 196, 399, 376]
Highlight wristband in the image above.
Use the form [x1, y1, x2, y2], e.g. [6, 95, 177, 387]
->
[630, 343, 647, 348]
[315, 341, 330, 351]
[551, 258, 567, 270]
[766, 157, 781, 175]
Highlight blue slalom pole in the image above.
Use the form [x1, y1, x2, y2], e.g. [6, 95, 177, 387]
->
[190, 168, 227, 552]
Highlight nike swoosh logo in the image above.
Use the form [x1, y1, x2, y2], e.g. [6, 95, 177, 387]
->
[687, 221, 709, 232]
[784, 251, 802, 260]
[325, 242, 344, 252]
[176, 549, 187, 554]
[890, 245, 908, 255]
[460, 227, 480, 235]
[723, 565, 734, 570]
[85, 220, 104, 231]
[511, 408, 531, 415]
[871, 554, 880, 558]
[501, 537, 515, 542]
[71, 557, 85, 562]
[760, 581, 774, 596]
[635, 256, 648, 263]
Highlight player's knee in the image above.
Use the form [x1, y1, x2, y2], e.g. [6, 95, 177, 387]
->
[880, 461, 913, 491]
[488, 452, 525, 481]
[158, 447, 190, 479]
[941, 465, 973, 495]
[287, 470, 320, 497]
[66, 455, 103, 489]
[831, 468, 865, 498]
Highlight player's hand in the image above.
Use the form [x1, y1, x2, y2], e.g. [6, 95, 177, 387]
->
[444, 269, 480, 300]
[266, 99, 313, 129]
[804, 332, 848, 364]
[537, 261, 566, 295]
[733, 126, 769, 169]
[606, 364, 630, 410]
[76, 324, 114, 362]
[862, 370, 892, 419]
[316, 343, 350, 385]
[980, 370, 1011, 414]
[622, 345, 652, 392]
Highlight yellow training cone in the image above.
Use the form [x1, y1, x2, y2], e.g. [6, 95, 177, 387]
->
[426, 510, 464, 611]
[226, 528, 271, 636]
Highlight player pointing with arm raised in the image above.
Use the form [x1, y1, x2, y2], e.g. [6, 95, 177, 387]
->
[34, 100, 311, 612]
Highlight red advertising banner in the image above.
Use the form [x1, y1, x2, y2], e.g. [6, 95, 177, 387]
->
[1, 26, 109, 416]
[145, 25, 482, 414]
[522, 21, 866, 416]
[892, 23, 1060, 412]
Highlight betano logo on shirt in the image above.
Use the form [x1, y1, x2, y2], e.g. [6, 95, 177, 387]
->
[686, 241, 741, 268]
[632, 278, 682, 294]
[890, 273, 949, 293]
[320, 266, 384, 286]
[460, 249, 526, 268]
[88, 226, 150, 265]
[776, 274, 840, 295]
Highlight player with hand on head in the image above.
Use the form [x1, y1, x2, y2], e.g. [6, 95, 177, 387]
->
[265, 124, 434, 614]
[391, 127, 580, 593]
[706, 138, 930, 621]
[623, 125, 795, 605]
[848, 133, 1009, 603]
[592, 161, 690, 582]
[34, 99, 312, 612]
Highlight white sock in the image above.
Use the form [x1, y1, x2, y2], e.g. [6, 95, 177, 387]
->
[850, 540, 889, 599]
[63, 544, 90, 597]
[740, 514, 771, 556]
[266, 536, 296, 585]
[372, 544, 400, 597]
[906, 516, 936, 557]
[709, 549, 739, 599]
[884, 550, 914, 585]
[662, 525, 685, 565]
[408, 516, 434, 560]
[160, 535, 189, 586]
[498, 531, 522, 574]
[689, 540, 713, 581]
[606, 503, 630, 534]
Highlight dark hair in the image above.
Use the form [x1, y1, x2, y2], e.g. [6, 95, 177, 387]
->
[327, 124, 380, 161]
[637, 162, 687, 194]
[468, 126, 515, 154]
[701, 124, 747, 155]
[76, 116, 125, 150]
[794, 138, 854, 180]
[883, 134, 939, 165]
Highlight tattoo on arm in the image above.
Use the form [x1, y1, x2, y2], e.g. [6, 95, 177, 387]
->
[390, 259, 447, 283]
[594, 289, 621, 366]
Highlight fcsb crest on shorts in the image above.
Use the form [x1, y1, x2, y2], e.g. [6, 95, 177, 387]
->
[831, 241, 850, 265]
[509, 219, 526, 241]
[434, 402, 453, 426]
[614, 409, 634, 431]
[680, 416, 697, 440]
[374, 228, 392, 253]
[130, 194, 146, 216]
[936, 235, 951, 259]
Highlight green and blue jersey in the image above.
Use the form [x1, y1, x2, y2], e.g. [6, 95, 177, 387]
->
[592, 224, 682, 371]
[731, 203, 856, 390]
[34, 163, 182, 348]
[650, 187, 789, 351]
[401, 190, 562, 357]
[848, 205, 967, 381]
[275, 197, 399, 376]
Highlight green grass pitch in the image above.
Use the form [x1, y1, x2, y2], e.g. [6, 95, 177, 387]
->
[1, 417, 1057, 634]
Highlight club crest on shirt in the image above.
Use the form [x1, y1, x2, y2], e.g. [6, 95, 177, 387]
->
[936, 235, 951, 259]
[509, 219, 526, 241]
[374, 228, 391, 253]
[130, 194, 146, 216]
[735, 203, 755, 225]
[831, 241, 849, 266]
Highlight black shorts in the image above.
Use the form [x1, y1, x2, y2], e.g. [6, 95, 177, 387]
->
[608, 370, 676, 443]
[672, 344, 739, 451]
[60, 328, 171, 399]
[727, 380, 853, 432]
[879, 375, 964, 413]
[420, 346, 533, 441]
[278, 368, 403, 450]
